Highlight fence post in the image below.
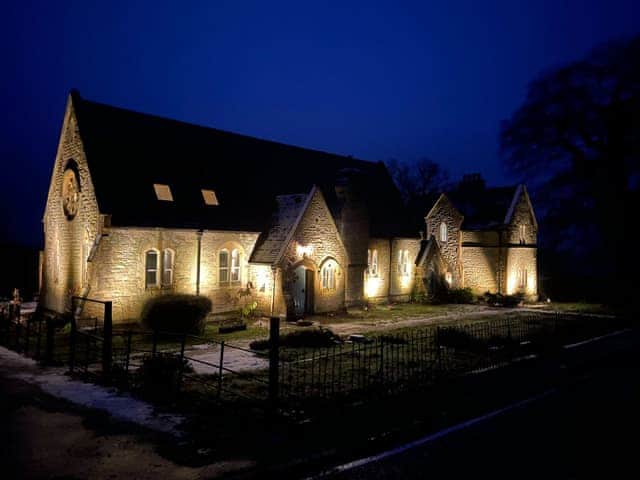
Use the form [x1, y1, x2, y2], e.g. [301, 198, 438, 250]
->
[102, 301, 113, 379]
[125, 330, 133, 374]
[69, 316, 77, 372]
[45, 318, 54, 365]
[268, 317, 280, 409]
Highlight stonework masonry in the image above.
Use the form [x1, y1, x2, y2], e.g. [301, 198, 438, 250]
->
[42, 95, 539, 324]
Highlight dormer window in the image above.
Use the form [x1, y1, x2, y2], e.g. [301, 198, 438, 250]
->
[202, 189, 219, 206]
[153, 184, 173, 201]
[439, 222, 448, 243]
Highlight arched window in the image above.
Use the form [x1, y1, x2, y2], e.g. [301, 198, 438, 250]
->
[162, 248, 175, 286]
[518, 224, 526, 244]
[518, 267, 528, 289]
[231, 249, 241, 282]
[219, 249, 229, 284]
[398, 249, 410, 276]
[145, 249, 159, 287]
[439, 222, 448, 243]
[367, 249, 378, 276]
[321, 261, 336, 290]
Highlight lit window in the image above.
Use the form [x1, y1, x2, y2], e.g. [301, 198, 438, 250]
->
[518, 268, 528, 289]
[231, 249, 241, 282]
[153, 184, 173, 201]
[367, 249, 378, 276]
[519, 224, 526, 244]
[398, 249, 410, 276]
[219, 250, 229, 284]
[202, 189, 219, 206]
[440, 222, 448, 243]
[445, 271, 452, 285]
[162, 248, 175, 286]
[322, 261, 336, 290]
[145, 250, 159, 287]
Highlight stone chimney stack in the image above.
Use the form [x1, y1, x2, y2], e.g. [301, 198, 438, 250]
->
[335, 168, 370, 307]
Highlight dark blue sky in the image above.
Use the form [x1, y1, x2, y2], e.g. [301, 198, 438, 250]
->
[2, 0, 639, 246]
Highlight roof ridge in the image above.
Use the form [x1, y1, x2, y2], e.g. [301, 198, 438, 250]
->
[72, 90, 376, 167]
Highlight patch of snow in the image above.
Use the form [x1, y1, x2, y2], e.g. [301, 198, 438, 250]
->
[0, 346, 184, 436]
[185, 344, 268, 375]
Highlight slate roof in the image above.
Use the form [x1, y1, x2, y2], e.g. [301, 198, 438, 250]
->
[447, 185, 519, 230]
[249, 193, 309, 264]
[71, 91, 412, 237]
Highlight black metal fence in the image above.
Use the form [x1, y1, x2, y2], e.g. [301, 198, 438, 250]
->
[0, 304, 631, 415]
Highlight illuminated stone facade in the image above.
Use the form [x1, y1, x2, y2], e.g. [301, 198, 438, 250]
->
[420, 187, 538, 299]
[41, 93, 538, 323]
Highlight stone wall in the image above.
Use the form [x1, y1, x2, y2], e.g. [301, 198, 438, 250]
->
[86, 227, 264, 322]
[460, 246, 500, 294]
[425, 196, 463, 286]
[280, 188, 348, 313]
[389, 238, 422, 301]
[364, 238, 391, 303]
[42, 98, 102, 316]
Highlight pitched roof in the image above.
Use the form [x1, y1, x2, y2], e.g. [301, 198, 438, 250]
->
[71, 91, 411, 236]
[249, 192, 310, 264]
[447, 185, 519, 230]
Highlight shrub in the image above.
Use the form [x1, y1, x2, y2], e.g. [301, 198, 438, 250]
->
[141, 294, 212, 334]
[483, 291, 524, 308]
[249, 328, 341, 350]
[136, 353, 193, 401]
[447, 288, 475, 304]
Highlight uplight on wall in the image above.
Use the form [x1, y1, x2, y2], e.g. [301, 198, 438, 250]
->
[296, 243, 313, 258]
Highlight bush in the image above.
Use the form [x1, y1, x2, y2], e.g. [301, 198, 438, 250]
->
[446, 288, 475, 304]
[136, 353, 193, 401]
[141, 294, 212, 334]
[483, 291, 524, 308]
[250, 328, 341, 350]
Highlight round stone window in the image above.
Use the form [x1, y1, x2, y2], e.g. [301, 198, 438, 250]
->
[62, 168, 80, 220]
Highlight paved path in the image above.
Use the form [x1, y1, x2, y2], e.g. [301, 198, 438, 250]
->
[0, 347, 254, 480]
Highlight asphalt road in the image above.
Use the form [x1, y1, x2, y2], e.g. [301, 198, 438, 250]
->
[324, 335, 640, 479]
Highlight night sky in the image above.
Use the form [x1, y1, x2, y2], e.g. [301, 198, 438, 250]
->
[2, 0, 639, 247]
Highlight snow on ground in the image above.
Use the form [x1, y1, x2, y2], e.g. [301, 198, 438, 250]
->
[0, 346, 184, 436]
[184, 342, 268, 375]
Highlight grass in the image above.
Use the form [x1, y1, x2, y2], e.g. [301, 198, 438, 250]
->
[311, 303, 476, 326]
[541, 302, 614, 315]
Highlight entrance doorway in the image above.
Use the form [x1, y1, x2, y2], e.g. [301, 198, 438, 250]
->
[293, 265, 314, 317]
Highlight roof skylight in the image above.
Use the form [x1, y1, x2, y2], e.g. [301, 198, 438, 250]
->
[153, 184, 174, 201]
[202, 189, 219, 206]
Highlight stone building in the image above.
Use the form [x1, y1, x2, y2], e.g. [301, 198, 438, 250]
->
[41, 92, 538, 323]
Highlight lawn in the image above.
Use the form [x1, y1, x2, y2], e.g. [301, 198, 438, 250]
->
[539, 302, 614, 315]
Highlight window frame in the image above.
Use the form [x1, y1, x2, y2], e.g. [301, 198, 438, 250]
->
[518, 267, 528, 289]
[145, 249, 160, 288]
[219, 249, 230, 285]
[321, 261, 336, 291]
[230, 249, 241, 283]
[439, 222, 448, 243]
[398, 249, 410, 276]
[367, 249, 379, 277]
[162, 248, 175, 287]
